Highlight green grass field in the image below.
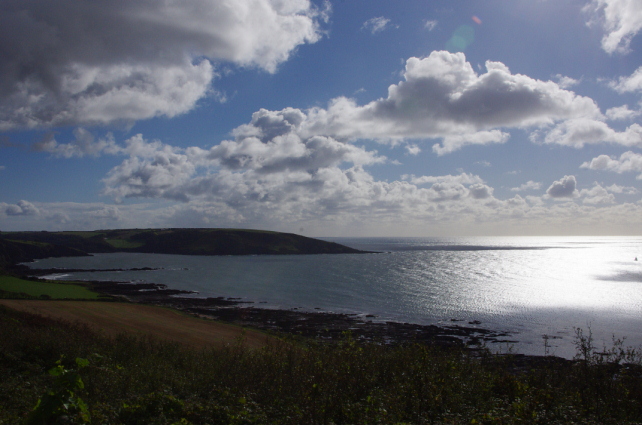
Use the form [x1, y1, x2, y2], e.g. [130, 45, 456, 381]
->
[0, 275, 100, 299]
[104, 238, 144, 249]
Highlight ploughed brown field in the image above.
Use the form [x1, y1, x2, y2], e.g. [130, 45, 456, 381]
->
[0, 300, 270, 349]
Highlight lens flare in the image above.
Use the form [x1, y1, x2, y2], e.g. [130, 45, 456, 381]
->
[446, 25, 475, 52]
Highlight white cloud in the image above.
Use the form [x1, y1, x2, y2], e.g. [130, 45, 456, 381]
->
[299, 51, 600, 153]
[362, 17, 392, 34]
[581, 151, 642, 179]
[609, 66, 642, 93]
[405, 144, 421, 155]
[605, 183, 639, 194]
[554, 74, 580, 89]
[3, 200, 39, 216]
[585, 0, 642, 54]
[606, 104, 641, 120]
[0, 165, 5, 170]
[0, 0, 326, 129]
[94, 126, 543, 232]
[401, 173, 484, 186]
[5, 186, 642, 236]
[534, 118, 642, 148]
[580, 183, 616, 204]
[511, 181, 542, 192]
[433, 131, 509, 156]
[100, 111, 387, 204]
[30, 51, 620, 158]
[33, 128, 122, 158]
[102, 141, 198, 202]
[424, 20, 438, 31]
[546, 175, 579, 199]
[4, 178, 642, 236]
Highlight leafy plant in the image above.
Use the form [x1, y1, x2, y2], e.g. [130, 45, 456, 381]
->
[27, 356, 91, 424]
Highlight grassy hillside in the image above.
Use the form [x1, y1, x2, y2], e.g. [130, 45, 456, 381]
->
[0, 228, 365, 260]
[0, 238, 89, 270]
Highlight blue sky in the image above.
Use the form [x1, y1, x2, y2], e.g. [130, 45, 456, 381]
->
[1, 0, 642, 236]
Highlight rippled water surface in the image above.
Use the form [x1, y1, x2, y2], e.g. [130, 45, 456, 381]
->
[28, 236, 642, 358]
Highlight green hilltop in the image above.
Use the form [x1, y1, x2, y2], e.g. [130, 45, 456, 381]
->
[0, 228, 365, 267]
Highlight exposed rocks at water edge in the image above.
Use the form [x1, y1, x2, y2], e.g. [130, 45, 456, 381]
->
[85, 279, 518, 350]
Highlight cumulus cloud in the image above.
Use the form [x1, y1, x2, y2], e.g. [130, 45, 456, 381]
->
[0, 0, 326, 129]
[580, 183, 616, 204]
[33, 51, 623, 157]
[585, 0, 642, 54]
[362, 17, 391, 34]
[94, 120, 538, 230]
[468, 183, 494, 199]
[606, 104, 641, 120]
[609, 66, 642, 93]
[405, 144, 421, 155]
[33, 128, 122, 158]
[546, 175, 579, 198]
[102, 141, 197, 202]
[581, 151, 642, 179]
[433, 131, 510, 155]
[5, 183, 641, 235]
[605, 183, 638, 194]
[554, 74, 580, 89]
[101, 110, 387, 203]
[511, 181, 542, 192]
[208, 108, 386, 172]
[4, 176, 642, 235]
[533, 118, 642, 148]
[3, 200, 39, 216]
[297, 51, 600, 153]
[401, 173, 484, 186]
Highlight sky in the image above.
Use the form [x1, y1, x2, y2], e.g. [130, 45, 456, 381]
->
[1, 0, 642, 237]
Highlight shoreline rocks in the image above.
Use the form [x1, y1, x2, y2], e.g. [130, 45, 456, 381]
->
[86, 278, 517, 349]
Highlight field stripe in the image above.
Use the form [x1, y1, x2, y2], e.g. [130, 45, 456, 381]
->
[0, 300, 270, 349]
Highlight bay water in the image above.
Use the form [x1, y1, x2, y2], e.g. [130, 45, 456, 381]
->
[27, 236, 642, 358]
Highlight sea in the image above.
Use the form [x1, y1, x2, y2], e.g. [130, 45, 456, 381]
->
[25, 236, 642, 359]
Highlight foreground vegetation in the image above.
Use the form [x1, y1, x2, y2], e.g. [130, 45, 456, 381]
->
[2, 305, 642, 424]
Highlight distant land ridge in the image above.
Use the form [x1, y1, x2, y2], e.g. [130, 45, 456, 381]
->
[0, 228, 367, 268]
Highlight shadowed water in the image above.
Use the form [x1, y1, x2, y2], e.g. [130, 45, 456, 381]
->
[28, 236, 642, 358]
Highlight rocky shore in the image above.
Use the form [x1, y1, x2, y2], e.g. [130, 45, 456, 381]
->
[79, 278, 518, 349]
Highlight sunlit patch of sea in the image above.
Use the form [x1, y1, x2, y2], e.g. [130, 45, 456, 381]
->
[26, 236, 642, 359]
